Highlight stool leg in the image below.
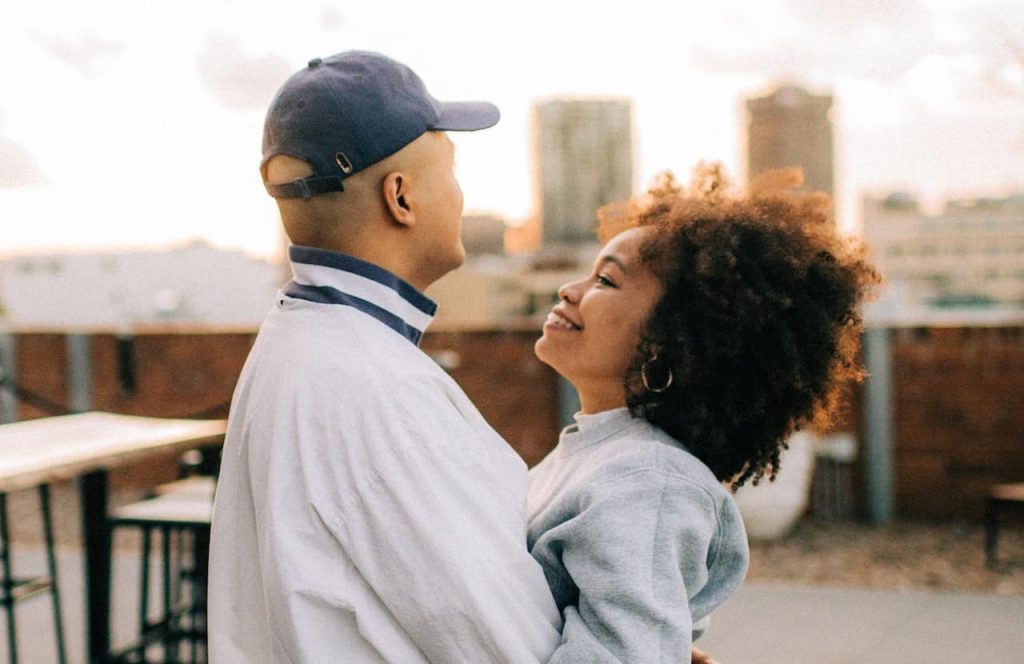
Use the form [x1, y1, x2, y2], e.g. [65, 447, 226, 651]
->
[985, 498, 1000, 569]
[196, 527, 210, 663]
[0, 493, 19, 664]
[174, 525, 188, 660]
[162, 526, 178, 664]
[139, 526, 152, 659]
[175, 524, 186, 610]
[38, 486, 67, 664]
[182, 528, 197, 664]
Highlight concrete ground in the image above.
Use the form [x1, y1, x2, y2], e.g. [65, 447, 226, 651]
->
[1, 547, 1022, 663]
[699, 582, 1024, 664]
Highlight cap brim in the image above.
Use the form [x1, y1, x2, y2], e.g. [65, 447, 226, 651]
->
[433, 101, 500, 131]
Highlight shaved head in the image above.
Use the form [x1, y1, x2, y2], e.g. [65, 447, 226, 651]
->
[264, 132, 465, 289]
[267, 154, 375, 250]
[266, 133, 447, 251]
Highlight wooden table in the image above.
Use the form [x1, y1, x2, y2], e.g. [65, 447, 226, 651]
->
[0, 412, 227, 663]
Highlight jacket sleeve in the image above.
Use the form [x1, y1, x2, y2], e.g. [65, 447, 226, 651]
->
[314, 369, 562, 664]
[544, 469, 721, 664]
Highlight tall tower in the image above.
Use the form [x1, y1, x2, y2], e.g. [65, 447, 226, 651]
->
[745, 84, 834, 197]
[532, 98, 634, 246]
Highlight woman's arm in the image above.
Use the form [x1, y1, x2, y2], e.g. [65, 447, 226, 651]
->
[544, 469, 721, 663]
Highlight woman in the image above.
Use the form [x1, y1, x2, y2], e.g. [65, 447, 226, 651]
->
[527, 164, 879, 662]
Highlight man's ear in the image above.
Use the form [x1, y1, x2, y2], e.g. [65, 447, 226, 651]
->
[382, 171, 416, 228]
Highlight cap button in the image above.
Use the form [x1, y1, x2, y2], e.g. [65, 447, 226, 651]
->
[307, 57, 323, 68]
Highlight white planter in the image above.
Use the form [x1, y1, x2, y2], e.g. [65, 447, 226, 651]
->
[733, 430, 816, 541]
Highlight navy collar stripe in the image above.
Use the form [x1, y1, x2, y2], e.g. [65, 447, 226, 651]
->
[289, 246, 437, 316]
[284, 282, 424, 345]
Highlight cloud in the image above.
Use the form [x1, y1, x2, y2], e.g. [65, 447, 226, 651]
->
[785, 0, 926, 32]
[966, 5, 1024, 100]
[690, 0, 1024, 101]
[0, 139, 47, 188]
[32, 31, 123, 77]
[196, 35, 293, 110]
[320, 6, 346, 32]
[689, 1, 936, 82]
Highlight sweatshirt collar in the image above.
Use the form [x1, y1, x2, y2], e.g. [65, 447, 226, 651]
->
[558, 407, 638, 455]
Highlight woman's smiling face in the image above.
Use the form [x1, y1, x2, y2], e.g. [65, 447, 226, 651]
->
[534, 225, 664, 413]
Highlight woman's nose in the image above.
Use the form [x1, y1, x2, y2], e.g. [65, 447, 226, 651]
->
[558, 278, 583, 303]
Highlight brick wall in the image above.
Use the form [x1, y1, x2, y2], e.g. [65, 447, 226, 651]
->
[887, 326, 1024, 520]
[87, 333, 255, 420]
[420, 330, 561, 467]
[15, 333, 68, 421]
[8, 326, 1022, 520]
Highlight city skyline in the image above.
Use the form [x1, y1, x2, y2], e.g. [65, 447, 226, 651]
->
[2, 0, 1023, 260]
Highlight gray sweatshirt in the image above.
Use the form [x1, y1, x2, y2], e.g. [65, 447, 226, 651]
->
[527, 408, 749, 663]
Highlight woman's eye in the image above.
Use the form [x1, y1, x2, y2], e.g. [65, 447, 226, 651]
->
[597, 274, 617, 288]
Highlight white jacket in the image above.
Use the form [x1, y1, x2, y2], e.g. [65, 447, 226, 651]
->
[209, 246, 561, 663]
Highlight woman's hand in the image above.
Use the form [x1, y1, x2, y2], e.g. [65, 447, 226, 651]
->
[692, 645, 719, 664]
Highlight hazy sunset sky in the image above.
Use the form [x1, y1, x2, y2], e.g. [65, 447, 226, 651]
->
[2, 0, 1022, 259]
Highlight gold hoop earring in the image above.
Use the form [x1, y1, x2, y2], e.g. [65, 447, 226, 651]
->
[641, 355, 673, 393]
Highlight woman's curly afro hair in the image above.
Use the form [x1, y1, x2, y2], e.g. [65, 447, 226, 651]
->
[600, 163, 881, 490]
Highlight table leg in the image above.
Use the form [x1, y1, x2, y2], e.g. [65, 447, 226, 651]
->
[80, 470, 110, 663]
[0, 493, 20, 664]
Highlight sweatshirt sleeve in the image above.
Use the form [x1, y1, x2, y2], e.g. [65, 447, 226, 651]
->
[545, 469, 722, 664]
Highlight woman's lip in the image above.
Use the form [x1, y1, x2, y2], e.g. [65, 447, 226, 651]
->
[544, 311, 582, 332]
[550, 307, 582, 329]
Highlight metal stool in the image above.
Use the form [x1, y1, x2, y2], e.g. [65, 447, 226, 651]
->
[985, 482, 1024, 569]
[0, 485, 67, 664]
[108, 488, 213, 663]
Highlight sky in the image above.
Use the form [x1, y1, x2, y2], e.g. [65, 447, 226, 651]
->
[2, 0, 1023, 260]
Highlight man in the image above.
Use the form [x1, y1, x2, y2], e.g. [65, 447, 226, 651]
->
[208, 51, 562, 662]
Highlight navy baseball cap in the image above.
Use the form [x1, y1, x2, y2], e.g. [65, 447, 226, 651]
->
[262, 50, 500, 199]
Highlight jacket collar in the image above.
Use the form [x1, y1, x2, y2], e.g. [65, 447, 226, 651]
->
[284, 245, 437, 345]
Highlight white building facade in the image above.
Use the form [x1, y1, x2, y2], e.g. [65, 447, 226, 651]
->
[0, 241, 284, 331]
[863, 193, 1024, 315]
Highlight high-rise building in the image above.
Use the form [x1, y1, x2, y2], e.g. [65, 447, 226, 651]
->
[532, 98, 634, 246]
[745, 84, 834, 197]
